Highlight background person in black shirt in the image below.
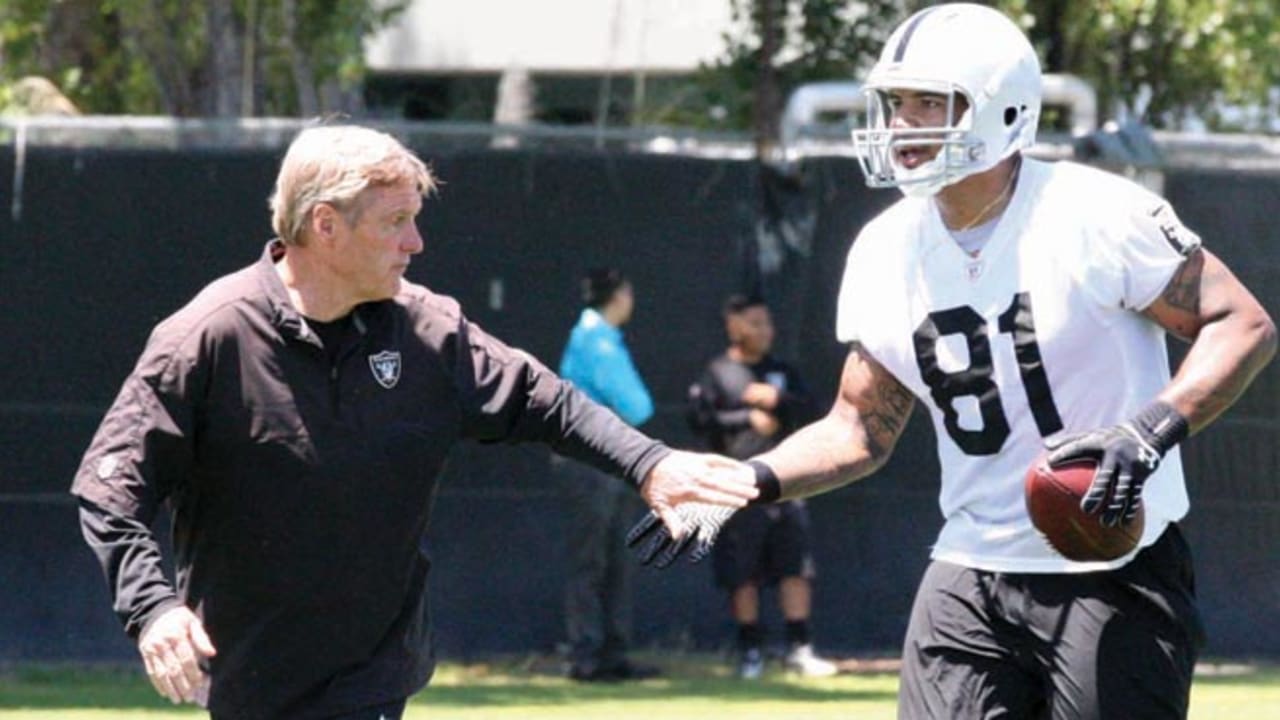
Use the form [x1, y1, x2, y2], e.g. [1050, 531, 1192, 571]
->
[70, 124, 759, 720]
[687, 294, 836, 679]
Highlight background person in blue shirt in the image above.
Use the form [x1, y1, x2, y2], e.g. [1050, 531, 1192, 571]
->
[555, 267, 659, 682]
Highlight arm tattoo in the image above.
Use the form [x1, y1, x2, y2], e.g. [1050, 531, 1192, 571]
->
[846, 342, 914, 460]
[1160, 250, 1204, 315]
[767, 344, 916, 500]
[862, 378, 913, 458]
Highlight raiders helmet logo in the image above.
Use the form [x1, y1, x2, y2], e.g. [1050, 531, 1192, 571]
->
[368, 350, 402, 389]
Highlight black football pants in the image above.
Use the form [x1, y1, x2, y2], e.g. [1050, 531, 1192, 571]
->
[898, 524, 1204, 719]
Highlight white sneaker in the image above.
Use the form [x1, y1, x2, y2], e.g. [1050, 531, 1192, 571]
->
[784, 643, 837, 677]
[738, 648, 765, 680]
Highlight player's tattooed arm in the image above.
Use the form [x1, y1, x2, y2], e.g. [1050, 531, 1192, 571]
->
[751, 342, 915, 500]
[1144, 248, 1276, 433]
[1145, 249, 1207, 341]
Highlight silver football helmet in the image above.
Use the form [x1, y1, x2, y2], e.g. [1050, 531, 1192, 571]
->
[851, 3, 1042, 197]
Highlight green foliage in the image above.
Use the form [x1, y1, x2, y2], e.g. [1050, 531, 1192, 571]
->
[0, 0, 45, 74]
[251, 0, 410, 116]
[642, 0, 910, 131]
[997, 0, 1280, 130]
[0, 0, 409, 116]
[674, 0, 1280, 134]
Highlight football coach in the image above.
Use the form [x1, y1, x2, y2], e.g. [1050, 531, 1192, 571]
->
[70, 124, 758, 720]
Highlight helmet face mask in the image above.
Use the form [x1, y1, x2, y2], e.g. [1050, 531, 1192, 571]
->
[854, 86, 986, 198]
[851, 4, 1042, 198]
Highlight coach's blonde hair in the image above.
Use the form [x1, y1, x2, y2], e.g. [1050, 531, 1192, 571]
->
[269, 125, 437, 246]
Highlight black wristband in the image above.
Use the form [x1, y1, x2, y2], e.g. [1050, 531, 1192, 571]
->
[1131, 400, 1190, 454]
[747, 460, 782, 505]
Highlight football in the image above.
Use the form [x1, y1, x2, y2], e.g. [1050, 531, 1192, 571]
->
[1024, 456, 1143, 562]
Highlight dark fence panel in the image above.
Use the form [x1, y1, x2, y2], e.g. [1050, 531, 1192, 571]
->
[1, 145, 1276, 663]
[1161, 170, 1280, 658]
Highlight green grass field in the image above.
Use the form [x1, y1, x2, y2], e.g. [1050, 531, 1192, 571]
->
[1, 655, 1276, 719]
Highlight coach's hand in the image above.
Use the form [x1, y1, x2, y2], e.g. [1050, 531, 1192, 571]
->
[640, 451, 756, 538]
[138, 605, 217, 706]
[633, 456, 782, 567]
[1045, 401, 1189, 528]
[627, 502, 736, 568]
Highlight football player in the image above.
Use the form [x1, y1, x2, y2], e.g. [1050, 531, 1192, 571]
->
[630, 4, 1276, 717]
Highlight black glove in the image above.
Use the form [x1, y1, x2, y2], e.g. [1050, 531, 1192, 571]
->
[1045, 401, 1189, 527]
[626, 502, 736, 568]
[626, 460, 782, 568]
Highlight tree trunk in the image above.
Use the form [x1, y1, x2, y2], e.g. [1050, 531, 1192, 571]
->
[281, 0, 320, 117]
[150, 0, 199, 115]
[241, 0, 258, 116]
[753, 0, 782, 160]
[41, 0, 98, 70]
[1039, 0, 1068, 72]
[206, 0, 243, 117]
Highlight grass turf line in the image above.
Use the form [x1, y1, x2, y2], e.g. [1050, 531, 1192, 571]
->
[0, 655, 1275, 719]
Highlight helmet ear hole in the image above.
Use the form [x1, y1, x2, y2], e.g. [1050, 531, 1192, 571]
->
[1004, 106, 1018, 126]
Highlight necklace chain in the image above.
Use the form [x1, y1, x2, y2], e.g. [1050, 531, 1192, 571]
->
[957, 158, 1021, 232]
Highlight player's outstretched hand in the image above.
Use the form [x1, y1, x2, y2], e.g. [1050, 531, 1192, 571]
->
[138, 604, 217, 706]
[627, 502, 736, 568]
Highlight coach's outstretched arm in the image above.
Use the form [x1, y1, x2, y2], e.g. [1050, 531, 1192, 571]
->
[632, 343, 914, 565]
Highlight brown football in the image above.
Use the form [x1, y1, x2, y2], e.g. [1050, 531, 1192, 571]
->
[1024, 456, 1143, 562]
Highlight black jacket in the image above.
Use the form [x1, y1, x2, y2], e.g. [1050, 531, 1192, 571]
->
[72, 241, 669, 719]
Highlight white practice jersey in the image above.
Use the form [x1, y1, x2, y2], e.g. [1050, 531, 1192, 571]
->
[836, 158, 1201, 573]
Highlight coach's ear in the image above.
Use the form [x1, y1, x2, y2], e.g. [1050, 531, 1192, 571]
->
[308, 203, 343, 247]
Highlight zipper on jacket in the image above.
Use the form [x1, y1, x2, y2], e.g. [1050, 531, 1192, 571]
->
[329, 364, 341, 415]
[309, 308, 368, 419]
[330, 309, 370, 418]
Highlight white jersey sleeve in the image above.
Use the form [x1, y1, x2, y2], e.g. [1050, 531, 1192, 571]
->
[1073, 175, 1202, 312]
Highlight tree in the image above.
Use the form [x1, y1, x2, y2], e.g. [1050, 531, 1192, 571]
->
[671, 0, 1280, 140]
[999, 0, 1280, 130]
[646, 0, 909, 149]
[0, 0, 409, 117]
